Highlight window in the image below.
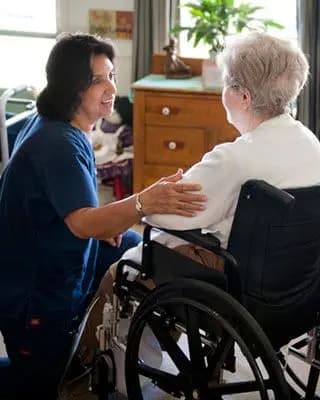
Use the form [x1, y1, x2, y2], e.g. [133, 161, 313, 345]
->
[178, 0, 297, 58]
[0, 0, 57, 91]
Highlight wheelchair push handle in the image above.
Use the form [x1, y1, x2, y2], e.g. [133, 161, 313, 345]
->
[244, 180, 295, 210]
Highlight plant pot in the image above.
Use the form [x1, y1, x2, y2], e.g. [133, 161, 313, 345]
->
[201, 51, 223, 89]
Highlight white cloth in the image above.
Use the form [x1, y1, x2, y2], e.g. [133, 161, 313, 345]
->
[91, 120, 133, 165]
[122, 113, 320, 264]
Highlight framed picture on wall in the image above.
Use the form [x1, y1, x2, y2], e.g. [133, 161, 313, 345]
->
[116, 11, 133, 39]
[89, 9, 133, 39]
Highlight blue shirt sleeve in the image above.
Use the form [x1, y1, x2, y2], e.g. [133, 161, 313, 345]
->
[36, 127, 98, 219]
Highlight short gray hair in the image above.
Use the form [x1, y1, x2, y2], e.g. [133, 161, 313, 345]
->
[218, 31, 309, 117]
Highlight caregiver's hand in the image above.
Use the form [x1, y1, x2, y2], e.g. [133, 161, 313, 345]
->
[138, 169, 207, 217]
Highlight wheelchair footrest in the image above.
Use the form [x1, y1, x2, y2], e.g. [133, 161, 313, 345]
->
[288, 331, 320, 370]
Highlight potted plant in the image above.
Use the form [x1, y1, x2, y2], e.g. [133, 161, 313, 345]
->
[172, 0, 283, 88]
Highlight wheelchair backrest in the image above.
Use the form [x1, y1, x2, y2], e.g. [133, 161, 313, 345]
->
[228, 180, 320, 347]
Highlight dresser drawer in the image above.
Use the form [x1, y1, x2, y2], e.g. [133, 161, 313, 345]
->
[145, 95, 218, 127]
[142, 164, 180, 187]
[145, 126, 205, 166]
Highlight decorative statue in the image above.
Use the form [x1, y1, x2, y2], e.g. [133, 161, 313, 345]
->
[163, 37, 192, 79]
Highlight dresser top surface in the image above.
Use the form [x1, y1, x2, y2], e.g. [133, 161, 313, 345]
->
[131, 74, 222, 94]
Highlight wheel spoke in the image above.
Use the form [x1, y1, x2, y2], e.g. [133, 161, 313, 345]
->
[208, 379, 264, 396]
[207, 332, 234, 378]
[146, 313, 192, 374]
[137, 359, 184, 395]
[185, 305, 207, 375]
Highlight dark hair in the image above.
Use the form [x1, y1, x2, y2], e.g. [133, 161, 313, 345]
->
[36, 33, 115, 121]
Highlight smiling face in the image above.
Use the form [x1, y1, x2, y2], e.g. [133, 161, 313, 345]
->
[73, 53, 117, 132]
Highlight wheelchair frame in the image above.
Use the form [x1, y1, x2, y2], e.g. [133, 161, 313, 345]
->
[82, 226, 291, 400]
[63, 180, 320, 400]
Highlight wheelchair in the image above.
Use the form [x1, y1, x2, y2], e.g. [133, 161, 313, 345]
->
[63, 179, 320, 400]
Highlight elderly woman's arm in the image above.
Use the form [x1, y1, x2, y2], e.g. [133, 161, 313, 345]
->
[145, 144, 239, 231]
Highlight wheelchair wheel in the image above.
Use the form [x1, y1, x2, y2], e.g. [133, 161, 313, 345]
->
[125, 278, 290, 400]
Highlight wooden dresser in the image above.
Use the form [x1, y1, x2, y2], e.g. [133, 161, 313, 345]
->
[132, 56, 239, 192]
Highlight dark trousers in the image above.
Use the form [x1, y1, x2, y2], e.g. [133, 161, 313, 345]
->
[0, 317, 73, 400]
[0, 229, 141, 399]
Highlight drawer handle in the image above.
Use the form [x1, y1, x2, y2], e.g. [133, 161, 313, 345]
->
[164, 140, 184, 150]
[161, 106, 171, 116]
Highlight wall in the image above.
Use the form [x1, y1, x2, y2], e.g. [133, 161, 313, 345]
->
[59, 0, 134, 96]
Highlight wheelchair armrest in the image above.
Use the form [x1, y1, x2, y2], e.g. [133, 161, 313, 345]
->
[114, 258, 143, 298]
[140, 225, 242, 300]
[143, 224, 221, 253]
[142, 224, 238, 275]
[162, 228, 221, 252]
[144, 224, 239, 265]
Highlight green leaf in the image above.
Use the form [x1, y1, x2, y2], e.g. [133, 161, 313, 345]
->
[170, 26, 191, 34]
[190, 9, 205, 18]
[187, 29, 194, 42]
[263, 20, 285, 29]
[173, 0, 284, 53]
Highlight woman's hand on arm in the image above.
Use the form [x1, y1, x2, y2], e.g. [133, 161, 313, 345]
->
[138, 168, 207, 217]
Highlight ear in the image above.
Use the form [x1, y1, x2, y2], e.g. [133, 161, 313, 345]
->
[241, 88, 252, 110]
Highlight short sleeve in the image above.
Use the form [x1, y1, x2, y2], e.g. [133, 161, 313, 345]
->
[36, 129, 98, 218]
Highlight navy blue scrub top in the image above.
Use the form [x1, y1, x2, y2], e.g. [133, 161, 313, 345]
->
[0, 114, 99, 322]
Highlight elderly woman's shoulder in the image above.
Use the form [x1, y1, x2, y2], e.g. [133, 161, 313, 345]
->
[200, 136, 248, 165]
[214, 134, 251, 152]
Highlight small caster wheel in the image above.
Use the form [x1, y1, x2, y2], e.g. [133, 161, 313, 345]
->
[91, 350, 115, 400]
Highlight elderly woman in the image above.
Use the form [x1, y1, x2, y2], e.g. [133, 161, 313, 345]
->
[80, 31, 320, 364]
[103, 31, 320, 280]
